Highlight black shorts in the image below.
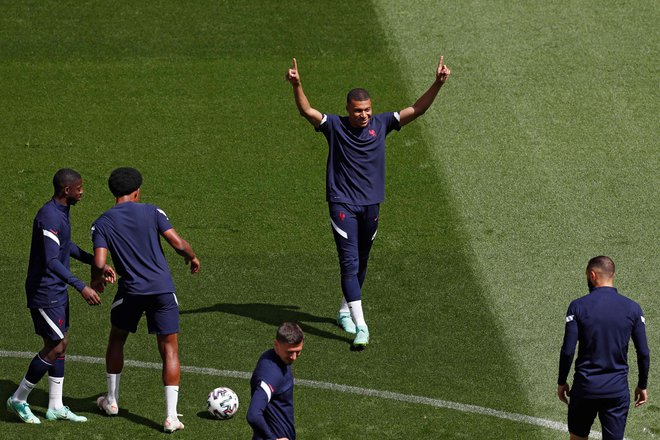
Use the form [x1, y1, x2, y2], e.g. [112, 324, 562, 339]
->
[568, 393, 630, 440]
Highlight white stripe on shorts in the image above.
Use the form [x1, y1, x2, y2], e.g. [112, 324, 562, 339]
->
[372, 229, 378, 241]
[38, 308, 64, 339]
[330, 218, 348, 239]
[111, 298, 124, 310]
[172, 293, 179, 306]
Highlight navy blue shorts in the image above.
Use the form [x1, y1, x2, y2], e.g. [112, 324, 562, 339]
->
[30, 304, 69, 341]
[568, 394, 630, 440]
[111, 292, 179, 335]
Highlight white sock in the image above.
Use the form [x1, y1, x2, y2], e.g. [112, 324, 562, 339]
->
[106, 373, 121, 404]
[48, 376, 64, 410]
[165, 385, 179, 418]
[12, 378, 36, 403]
[339, 297, 350, 314]
[348, 300, 367, 327]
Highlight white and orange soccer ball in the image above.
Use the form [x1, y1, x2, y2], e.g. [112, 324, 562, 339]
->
[207, 387, 239, 420]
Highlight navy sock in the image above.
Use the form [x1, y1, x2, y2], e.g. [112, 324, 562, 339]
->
[49, 356, 65, 377]
[25, 354, 52, 384]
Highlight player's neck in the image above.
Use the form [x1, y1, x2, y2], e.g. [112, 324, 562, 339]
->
[115, 190, 140, 205]
[115, 196, 135, 205]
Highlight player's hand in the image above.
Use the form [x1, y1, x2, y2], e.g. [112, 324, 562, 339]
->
[436, 55, 451, 84]
[557, 383, 570, 405]
[90, 278, 106, 293]
[103, 265, 116, 284]
[285, 58, 300, 86]
[81, 286, 102, 305]
[634, 387, 648, 407]
[186, 256, 200, 274]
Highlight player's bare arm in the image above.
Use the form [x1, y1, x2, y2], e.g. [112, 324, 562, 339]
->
[91, 247, 110, 292]
[399, 55, 451, 127]
[286, 57, 323, 128]
[162, 228, 200, 273]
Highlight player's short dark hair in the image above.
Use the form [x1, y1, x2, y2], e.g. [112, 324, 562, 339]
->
[587, 256, 615, 277]
[52, 168, 82, 194]
[108, 167, 143, 197]
[346, 88, 371, 104]
[276, 322, 304, 345]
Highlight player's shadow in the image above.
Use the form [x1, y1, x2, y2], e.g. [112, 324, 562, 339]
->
[181, 303, 352, 345]
[0, 379, 161, 431]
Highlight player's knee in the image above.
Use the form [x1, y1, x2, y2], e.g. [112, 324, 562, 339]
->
[42, 338, 68, 360]
[339, 259, 359, 276]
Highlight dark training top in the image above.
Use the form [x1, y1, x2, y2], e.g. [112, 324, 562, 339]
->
[317, 112, 401, 205]
[247, 349, 296, 440]
[558, 286, 650, 398]
[91, 202, 175, 295]
[25, 198, 92, 308]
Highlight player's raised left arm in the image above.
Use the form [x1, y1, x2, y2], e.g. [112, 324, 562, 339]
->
[398, 55, 451, 127]
[162, 228, 200, 273]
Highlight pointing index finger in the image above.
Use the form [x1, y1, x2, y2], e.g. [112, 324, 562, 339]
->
[293, 57, 298, 71]
[439, 55, 444, 69]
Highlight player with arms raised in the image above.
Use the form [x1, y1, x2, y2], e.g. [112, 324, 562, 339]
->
[285, 56, 451, 348]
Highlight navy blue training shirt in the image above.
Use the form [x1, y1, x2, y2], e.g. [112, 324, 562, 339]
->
[25, 198, 92, 308]
[91, 202, 175, 295]
[317, 112, 401, 205]
[247, 349, 296, 440]
[558, 286, 650, 398]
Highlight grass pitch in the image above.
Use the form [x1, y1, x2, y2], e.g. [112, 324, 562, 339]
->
[0, 1, 657, 439]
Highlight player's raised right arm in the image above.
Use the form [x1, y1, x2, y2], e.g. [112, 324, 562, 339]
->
[286, 58, 323, 128]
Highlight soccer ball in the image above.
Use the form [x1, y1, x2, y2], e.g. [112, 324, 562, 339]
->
[207, 387, 239, 419]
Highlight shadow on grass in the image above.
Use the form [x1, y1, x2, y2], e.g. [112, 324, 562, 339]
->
[0, 379, 161, 431]
[181, 302, 352, 345]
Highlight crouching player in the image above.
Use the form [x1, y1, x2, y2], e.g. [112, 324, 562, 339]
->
[247, 322, 304, 440]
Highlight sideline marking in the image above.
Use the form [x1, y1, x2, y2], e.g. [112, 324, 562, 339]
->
[0, 350, 606, 439]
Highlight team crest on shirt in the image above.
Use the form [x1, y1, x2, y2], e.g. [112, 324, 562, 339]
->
[339, 211, 346, 221]
[369, 129, 376, 137]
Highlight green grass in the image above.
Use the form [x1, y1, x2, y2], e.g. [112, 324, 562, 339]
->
[1, 1, 658, 439]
